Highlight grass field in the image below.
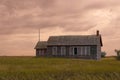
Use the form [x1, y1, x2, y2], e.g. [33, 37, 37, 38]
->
[0, 57, 120, 80]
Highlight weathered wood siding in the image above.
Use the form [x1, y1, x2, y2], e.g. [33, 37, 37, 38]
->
[36, 49, 39, 56]
[96, 45, 101, 60]
[36, 49, 47, 56]
[90, 45, 97, 59]
[47, 46, 52, 56]
[47, 45, 98, 59]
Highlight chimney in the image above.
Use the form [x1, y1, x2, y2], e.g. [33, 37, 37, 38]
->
[96, 30, 99, 36]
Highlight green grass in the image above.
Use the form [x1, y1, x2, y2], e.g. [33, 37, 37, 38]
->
[0, 56, 120, 80]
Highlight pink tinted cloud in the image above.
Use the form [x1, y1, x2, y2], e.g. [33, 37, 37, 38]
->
[0, 0, 120, 56]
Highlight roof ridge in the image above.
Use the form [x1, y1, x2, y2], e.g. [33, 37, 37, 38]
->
[50, 35, 97, 37]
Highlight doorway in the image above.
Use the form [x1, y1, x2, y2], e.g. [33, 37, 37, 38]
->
[74, 48, 77, 55]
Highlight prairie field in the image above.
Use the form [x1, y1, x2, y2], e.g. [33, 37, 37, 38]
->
[0, 56, 120, 80]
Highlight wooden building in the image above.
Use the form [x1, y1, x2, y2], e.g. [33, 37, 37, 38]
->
[34, 30, 103, 60]
[35, 41, 47, 56]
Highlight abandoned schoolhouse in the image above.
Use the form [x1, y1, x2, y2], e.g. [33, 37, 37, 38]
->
[34, 30, 103, 60]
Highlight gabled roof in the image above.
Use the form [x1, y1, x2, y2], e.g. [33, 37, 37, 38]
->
[47, 35, 103, 46]
[34, 41, 47, 49]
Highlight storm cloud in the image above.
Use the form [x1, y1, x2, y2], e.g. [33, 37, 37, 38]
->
[0, 0, 120, 56]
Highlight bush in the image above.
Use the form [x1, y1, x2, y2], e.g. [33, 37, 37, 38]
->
[115, 49, 120, 56]
[116, 56, 120, 60]
[115, 49, 120, 60]
[101, 52, 106, 58]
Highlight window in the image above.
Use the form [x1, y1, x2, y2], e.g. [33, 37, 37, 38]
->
[80, 46, 91, 56]
[69, 47, 73, 56]
[61, 47, 66, 56]
[87, 46, 90, 56]
[39, 50, 41, 56]
[84, 47, 87, 56]
[91, 46, 97, 55]
[52, 47, 57, 55]
[80, 47, 83, 56]
[82, 47, 85, 56]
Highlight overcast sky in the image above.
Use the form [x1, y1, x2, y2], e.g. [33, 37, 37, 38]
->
[0, 0, 120, 56]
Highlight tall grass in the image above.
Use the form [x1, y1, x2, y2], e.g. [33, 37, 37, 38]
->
[0, 56, 120, 80]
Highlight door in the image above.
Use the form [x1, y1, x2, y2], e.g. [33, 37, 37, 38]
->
[74, 48, 78, 55]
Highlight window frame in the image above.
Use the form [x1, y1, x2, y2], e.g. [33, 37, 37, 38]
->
[61, 46, 66, 56]
[52, 47, 57, 56]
